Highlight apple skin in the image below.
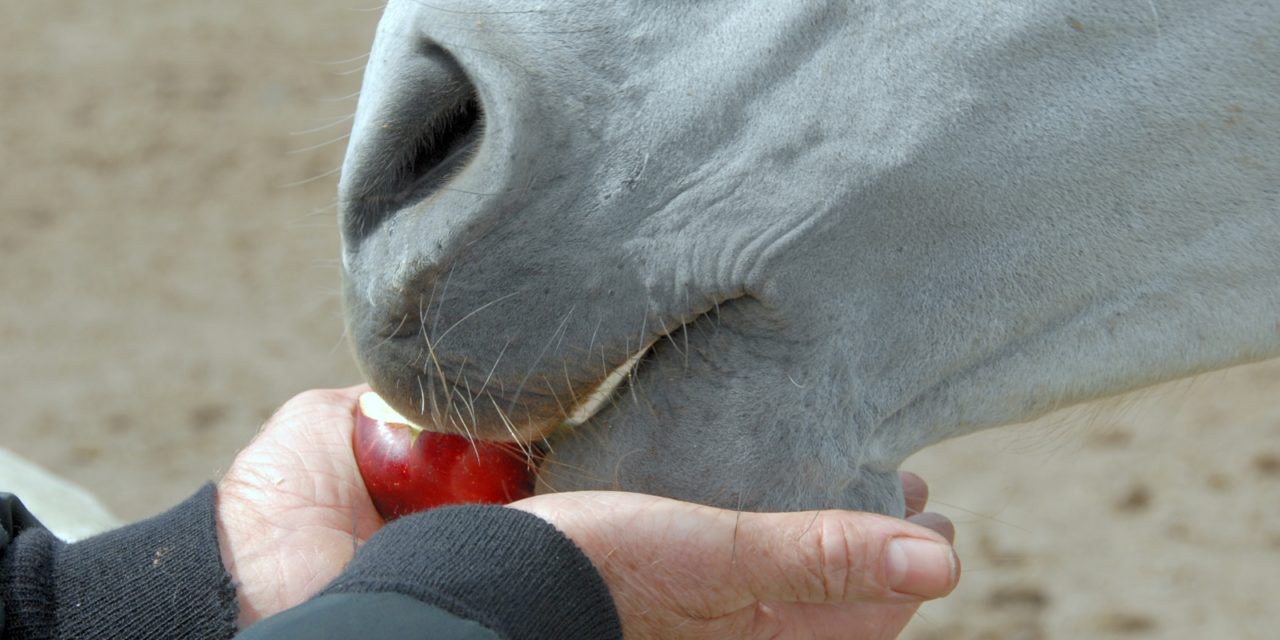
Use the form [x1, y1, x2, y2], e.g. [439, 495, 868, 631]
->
[353, 393, 537, 520]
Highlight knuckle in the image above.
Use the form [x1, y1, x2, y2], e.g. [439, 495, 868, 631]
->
[273, 388, 351, 423]
[807, 512, 882, 601]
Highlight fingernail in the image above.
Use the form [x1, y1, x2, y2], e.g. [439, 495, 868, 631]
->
[886, 538, 957, 598]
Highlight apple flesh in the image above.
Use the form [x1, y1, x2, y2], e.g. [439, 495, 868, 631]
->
[353, 392, 537, 520]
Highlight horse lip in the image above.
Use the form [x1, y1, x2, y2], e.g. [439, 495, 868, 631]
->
[363, 304, 725, 444]
[524, 303, 728, 439]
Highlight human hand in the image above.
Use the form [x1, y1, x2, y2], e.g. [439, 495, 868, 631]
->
[215, 386, 959, 639]
[215, 385, 383, 628]
[511, 476, 958, 640]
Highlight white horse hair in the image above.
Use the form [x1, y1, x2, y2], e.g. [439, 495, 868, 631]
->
[337, 0, 1279, 515]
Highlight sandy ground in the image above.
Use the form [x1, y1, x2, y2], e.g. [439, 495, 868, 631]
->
[3, 3, 1277, 638]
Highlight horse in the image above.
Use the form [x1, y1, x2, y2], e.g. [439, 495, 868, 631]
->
[337, 0, 1279, 516]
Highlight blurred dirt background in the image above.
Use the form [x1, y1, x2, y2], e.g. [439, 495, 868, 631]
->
[2, 2, 1277, 639]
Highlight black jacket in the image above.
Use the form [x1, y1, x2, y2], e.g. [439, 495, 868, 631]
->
[1, 486, 621, 639]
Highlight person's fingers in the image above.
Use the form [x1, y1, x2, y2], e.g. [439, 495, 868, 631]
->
[899, 471, 929, 516]
[261, 384, 370, 438]
[750, 600, 921, 640]
[727, 509, 959, 604]
[513, 492, 961, 639]
[907, 512, 955, 544]
[218, 385, 383, 627]
[899, 472, 954, 543]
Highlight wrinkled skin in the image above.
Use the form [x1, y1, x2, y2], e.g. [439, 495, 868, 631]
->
[339, 0, 1280, 515]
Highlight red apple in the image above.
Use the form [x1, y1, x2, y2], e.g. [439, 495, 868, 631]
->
[353, 392, 537, 520]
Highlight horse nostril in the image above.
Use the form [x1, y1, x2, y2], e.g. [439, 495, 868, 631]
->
[401, 94, 483, 196]
[342, 44, 484, 245]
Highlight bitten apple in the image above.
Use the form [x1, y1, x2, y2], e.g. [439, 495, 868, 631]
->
[353, 392, 537, 520]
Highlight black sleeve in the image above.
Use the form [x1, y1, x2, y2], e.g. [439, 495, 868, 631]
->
[3, 489, 623, 640]
[236, 505, 623, 640]
[1, 492, 46, 639]
[0, 485, 239, 640]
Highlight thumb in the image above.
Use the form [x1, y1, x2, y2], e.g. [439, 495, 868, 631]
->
[727, 509, 960, 604]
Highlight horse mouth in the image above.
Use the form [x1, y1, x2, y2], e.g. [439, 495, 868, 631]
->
[361, 344, 647, 446]
[357, 308, 684, 446]
[560, 349, 648, 428]
[492, 335, 659, 444]
[531, 303, 722, 442]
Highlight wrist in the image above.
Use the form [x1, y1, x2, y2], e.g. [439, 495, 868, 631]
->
[215, 478, 272, 628]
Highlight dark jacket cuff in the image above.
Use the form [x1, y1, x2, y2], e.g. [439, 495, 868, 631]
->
[1, 483, 238, 640]
[321, 505, 622, 640]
